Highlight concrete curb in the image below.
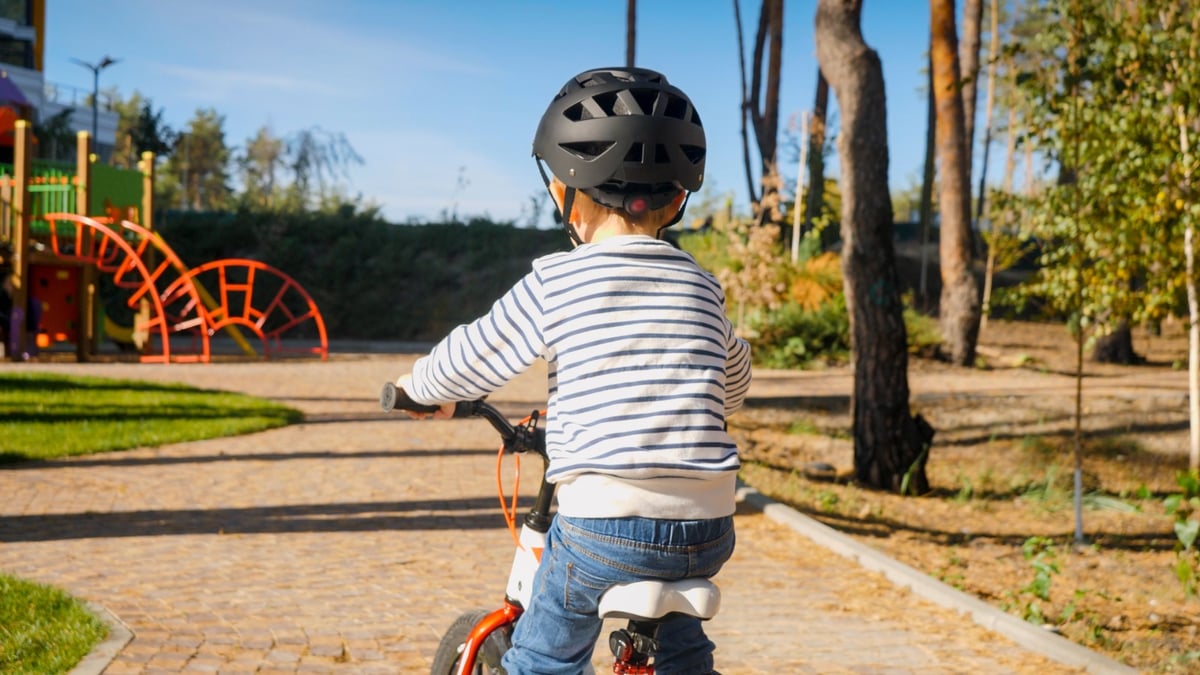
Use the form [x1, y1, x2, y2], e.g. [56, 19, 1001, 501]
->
[69, 602, 133, 675]
[736, 483, 1138, 674]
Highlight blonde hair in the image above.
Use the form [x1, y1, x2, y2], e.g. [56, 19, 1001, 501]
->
[553, 179, 682, 234]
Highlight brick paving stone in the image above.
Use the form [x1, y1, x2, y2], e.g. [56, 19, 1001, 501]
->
[0, 355, 1132, 674]
[265, 647, 303, 663]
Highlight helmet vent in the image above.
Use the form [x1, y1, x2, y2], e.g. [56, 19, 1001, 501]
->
[561, 141, 615, 160]
[565, 92, 633, 121]
[629, 88, 657, 115]
[563, 102, 585, 122]
[664, 94, 690, 120]
[620, 143, 671, 164]
[682, 144, 705, 164]
[593, 92, 620, 116]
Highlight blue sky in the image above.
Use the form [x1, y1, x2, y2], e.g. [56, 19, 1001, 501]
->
[46, 1, 936, 226]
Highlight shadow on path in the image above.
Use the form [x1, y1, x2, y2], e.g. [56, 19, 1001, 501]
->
[0, 448, 495, 469]
[0, 496, 533, 542]
[803, 506, 1177, 553]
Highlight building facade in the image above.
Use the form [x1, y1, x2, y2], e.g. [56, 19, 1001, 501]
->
[0, 0, 119, 160]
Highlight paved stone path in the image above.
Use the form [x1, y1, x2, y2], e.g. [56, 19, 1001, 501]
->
[0, 355, 1123, 673]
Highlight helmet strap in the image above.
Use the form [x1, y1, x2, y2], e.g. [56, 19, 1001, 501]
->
[535, 158, 584, 246]
[560, 187, 584, 246]
[656, 192, 692, 240]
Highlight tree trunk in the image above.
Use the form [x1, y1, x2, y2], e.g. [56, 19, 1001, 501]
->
[763, 0, 783, 175]
[918, 50, 937, 309]
[932, 0, 982, 366]
[744, 0, 784, 227]
[977, 0, 1003, 333]
[973, 0, 998, 225]
[959, 0, 984, 185]
[815, 0, 934, 494]
[1179, 106, 1200, 473]
[1189, 221, 1200, 473]
[760, 0, 784, 226]
[981, 104, 1018, 331]
[733, 0, 759, 208]
[803, 70, 829, 233]
[1024, 130, 1035, 197]
[1091, 322, 1139, 364]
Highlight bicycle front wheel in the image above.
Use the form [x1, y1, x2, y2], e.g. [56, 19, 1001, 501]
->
[430, 609, 512, 675]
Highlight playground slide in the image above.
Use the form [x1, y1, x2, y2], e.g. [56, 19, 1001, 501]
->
[103, 314, 133, 346]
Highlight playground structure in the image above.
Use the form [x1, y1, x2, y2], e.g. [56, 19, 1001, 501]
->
[0, 121, 328, 363]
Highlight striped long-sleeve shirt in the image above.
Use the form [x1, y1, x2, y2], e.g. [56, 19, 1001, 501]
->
[408, 234, 752, 519]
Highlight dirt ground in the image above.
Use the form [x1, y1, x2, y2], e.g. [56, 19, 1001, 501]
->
[731, 318, 1199, 673]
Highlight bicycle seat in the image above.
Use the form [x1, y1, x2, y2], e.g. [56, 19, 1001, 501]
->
[597, 578, 721, 621]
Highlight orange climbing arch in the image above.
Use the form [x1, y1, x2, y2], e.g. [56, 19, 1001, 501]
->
[97, 216, 213, 362]
[161, 259, 329, 361]
[40, 213, 177, 363]
[41, 213, 329, 363]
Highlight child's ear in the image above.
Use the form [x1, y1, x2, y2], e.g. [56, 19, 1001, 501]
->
[663, 191, 688, 221]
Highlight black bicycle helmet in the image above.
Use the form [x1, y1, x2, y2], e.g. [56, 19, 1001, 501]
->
[532, 67, 706, 242]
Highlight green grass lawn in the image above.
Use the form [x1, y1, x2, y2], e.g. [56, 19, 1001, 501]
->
[0, 371, 303, 463]
[0, 371, 303, 671]
[0, 574, 108, 674]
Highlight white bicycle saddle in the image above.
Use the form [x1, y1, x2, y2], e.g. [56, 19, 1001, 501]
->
[597, 578, 721, 621]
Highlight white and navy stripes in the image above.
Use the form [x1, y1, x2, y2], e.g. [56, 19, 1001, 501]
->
[409, 235, 752, 518]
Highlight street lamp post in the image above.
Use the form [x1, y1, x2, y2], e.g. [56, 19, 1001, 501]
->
[70, 55, 119, 152]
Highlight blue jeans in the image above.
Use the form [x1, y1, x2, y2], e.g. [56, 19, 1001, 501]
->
[500, 514, 735, 674]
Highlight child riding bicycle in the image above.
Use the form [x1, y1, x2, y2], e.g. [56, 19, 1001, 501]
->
[396, 66, 752, 674]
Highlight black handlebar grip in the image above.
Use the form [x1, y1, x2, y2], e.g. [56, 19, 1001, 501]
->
[380, 382, 442, 414]
[380, 383, 476, 418]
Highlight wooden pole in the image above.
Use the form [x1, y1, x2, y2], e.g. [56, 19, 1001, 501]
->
[139, 151, 156, 277]
[140, 151, 154, 232]
[75, 130, 96, 361]
[8, 120, 31, 360]
[137, 150, 157, 356]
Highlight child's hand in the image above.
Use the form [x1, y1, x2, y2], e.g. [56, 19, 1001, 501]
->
[394, 374, 457, 420]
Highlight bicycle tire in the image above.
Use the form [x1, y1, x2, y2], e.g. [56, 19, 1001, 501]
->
[430, 609, 512, 675]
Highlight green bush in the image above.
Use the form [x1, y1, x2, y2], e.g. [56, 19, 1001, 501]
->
[903, 304, 943, 358]
[746, 297, 851, 369]
[744, 297, 941, 370]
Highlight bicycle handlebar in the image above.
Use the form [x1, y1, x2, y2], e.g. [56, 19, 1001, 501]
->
[379, 382, 474, 418]
[379, 383, 544, 459]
